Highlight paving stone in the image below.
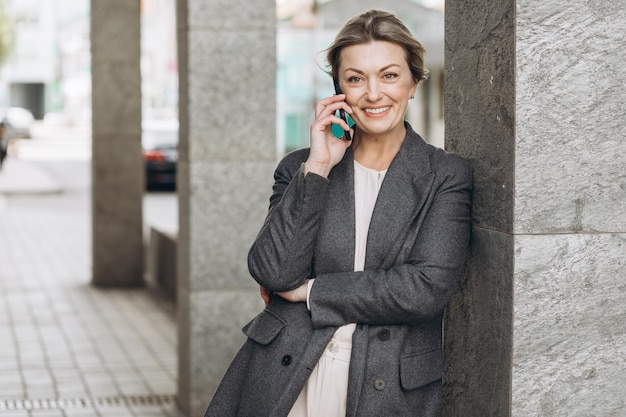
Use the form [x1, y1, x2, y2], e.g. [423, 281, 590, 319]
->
[0, 192, 184, 416]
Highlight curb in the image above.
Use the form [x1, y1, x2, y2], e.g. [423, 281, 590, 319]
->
[0, 157, 63, 196]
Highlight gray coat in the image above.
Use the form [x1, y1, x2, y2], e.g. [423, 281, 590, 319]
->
[204, 123, 473, 417]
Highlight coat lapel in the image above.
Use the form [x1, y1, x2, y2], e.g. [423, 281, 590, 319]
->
[365, 126, 435, 270]
[314, 149, 356, 274]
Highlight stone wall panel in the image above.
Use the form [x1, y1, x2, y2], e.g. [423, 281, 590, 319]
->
[513, 233, 626, 416]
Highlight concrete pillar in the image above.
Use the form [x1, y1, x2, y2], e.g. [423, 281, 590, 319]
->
[176, 1, 276, 415]
[443, 1, 626, 416]
[90, 0, 144, 286]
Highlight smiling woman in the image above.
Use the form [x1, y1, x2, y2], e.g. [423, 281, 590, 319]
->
[335, 40, 419, 170]
[203, 9, 473, 417]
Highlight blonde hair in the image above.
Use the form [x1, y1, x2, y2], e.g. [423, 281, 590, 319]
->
[326, 9, 429, 84]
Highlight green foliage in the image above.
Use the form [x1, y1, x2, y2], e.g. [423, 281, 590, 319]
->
[0, 1, 15, 66]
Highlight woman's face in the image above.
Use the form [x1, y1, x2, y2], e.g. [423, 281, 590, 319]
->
[337, 40, 417, 140]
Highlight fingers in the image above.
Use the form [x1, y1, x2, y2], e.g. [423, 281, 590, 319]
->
[311, 113, 351, 136]
[312, 97, 353, 136]
[343, 125, 355, 142]
[315, 94, 352, 119]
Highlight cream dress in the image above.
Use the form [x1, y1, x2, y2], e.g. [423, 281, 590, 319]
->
[288, 160, 387, 417]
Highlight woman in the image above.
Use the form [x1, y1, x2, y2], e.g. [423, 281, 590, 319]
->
[204, 9, 472, 417]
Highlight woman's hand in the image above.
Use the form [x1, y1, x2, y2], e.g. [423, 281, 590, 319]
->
[277, 279, 309, 303]
[260, 286, 272, 305]
[305, 94, 354, 178]
[260, 280, 309, 304]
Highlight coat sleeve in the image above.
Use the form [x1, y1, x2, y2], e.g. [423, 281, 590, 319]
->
[247, 150, 331, 292]
[308, 155, 473, 328]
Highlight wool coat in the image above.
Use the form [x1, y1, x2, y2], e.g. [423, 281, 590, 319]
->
[203, 123, 473, 417]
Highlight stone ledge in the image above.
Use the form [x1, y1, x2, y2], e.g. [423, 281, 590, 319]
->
[146, 226, 177, 301]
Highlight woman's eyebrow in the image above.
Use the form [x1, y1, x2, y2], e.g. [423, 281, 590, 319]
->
[343, 63, 403, 74]
[378, 64, 402, 72]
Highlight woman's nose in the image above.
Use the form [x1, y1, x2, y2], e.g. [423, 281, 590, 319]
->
[365, 79, 382, 101]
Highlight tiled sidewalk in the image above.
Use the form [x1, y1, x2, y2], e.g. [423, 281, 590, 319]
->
[0, 204, 184, 416]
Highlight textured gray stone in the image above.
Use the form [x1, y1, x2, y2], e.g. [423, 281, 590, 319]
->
[91, 0, 141, 63]
[445, 0, 626, 416]
[513, 234, 626, 416]
[91, 0, 143, 286]
[185, 30, 277, 162]
[516, 2, 626, 234]
[91, 62, 142, 137]
[147, 227, 178, 299]
[178, 288, 264, 415]
[186, 161, 275, 292]
[185, 0, 275, 31]
[91, 139, 144, 286]
[444, 0, 516, 234]
[444, 227, 513, 417]
[176, 0, 276, 415]
[512, 6, 626, 413]
[444, 1, 516, 411]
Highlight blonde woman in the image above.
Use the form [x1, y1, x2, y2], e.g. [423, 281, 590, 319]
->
[204, 9, 473, 417]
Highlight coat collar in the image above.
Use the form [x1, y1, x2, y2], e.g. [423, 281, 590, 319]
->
[321, 122, 437, 273]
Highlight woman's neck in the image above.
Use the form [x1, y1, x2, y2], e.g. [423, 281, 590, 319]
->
[352, 125, 406, 171]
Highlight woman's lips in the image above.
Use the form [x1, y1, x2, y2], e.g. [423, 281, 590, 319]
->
[364, 106, 390, 115]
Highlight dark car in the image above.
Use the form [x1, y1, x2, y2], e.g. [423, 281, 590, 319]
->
[142, 119, 178, 190]
[0, 121, 9, 169]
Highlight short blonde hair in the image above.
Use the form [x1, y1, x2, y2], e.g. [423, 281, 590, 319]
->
[326, 9, 429, 84]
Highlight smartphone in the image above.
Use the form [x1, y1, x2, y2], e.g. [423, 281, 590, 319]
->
[332, 78, 353, 141]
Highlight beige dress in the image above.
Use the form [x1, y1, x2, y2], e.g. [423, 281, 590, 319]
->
[288, 160, 387, 417]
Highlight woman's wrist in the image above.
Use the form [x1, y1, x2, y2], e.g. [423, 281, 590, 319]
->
[304, 160, 331, 178]
[277, 279, 310, 303]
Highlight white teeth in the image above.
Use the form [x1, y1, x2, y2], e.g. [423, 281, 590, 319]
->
[365, 107, 389, 114]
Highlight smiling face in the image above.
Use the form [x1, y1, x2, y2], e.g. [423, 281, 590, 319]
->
[337, 40, 418, 141]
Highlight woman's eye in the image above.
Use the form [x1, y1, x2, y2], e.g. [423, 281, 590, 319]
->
[348, 76, 362, 83]
[383, 73, 398, 80]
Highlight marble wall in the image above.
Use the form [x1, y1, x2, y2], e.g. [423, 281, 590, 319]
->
[176, 0, 276, 415]
[444, 0, 626, 416]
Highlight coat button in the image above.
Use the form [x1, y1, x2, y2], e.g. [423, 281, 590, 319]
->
[374, 379, 386, 391]
[378, 328, 390, 341]
[281, 355, 292, 366]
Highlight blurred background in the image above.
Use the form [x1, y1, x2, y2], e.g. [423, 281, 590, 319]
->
[0, 0, 444, 184]
[0, 1, 441, 415]
[0, 0, 445, 237]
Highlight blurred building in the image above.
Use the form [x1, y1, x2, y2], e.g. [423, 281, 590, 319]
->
[140, 0, 178, 120]
[54, 0, 91, 125]
[0, 0, 59, 119]
[0, 0, 177, 125]
[0, 0, 90, 123]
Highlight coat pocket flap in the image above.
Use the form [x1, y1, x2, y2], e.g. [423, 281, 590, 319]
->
[242, 309, 286, 346]
[400, 348, 444, 390]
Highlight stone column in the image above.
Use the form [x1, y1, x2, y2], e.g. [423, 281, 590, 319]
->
[91, 0, 143, 286]
[443, 1, 626, 416]
[176, 1, 276, 415]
